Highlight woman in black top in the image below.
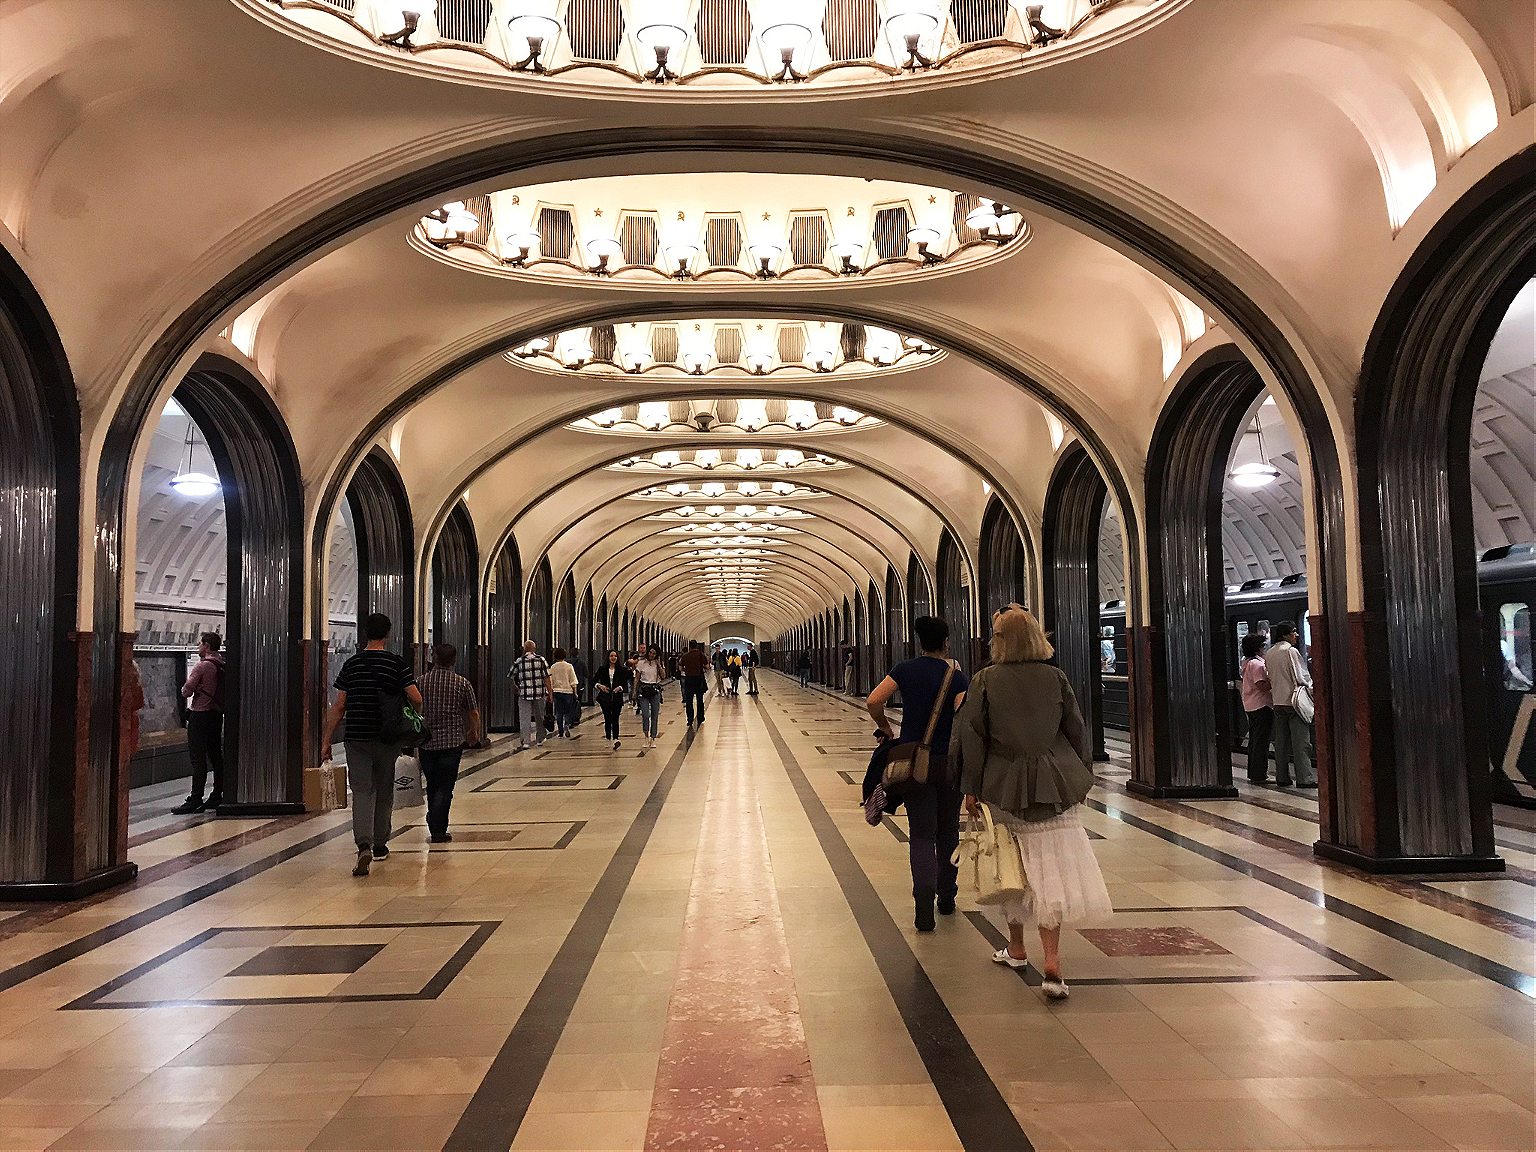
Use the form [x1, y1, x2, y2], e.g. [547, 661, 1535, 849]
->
[592, 650, 632, 749]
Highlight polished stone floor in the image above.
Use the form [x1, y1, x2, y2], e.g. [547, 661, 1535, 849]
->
[0, 675, 1532, 1151]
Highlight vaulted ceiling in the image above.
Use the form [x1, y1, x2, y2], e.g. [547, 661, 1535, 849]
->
[8, 0, 1533, 642]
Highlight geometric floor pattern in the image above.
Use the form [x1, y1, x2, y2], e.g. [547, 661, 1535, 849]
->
[0, 674, 1530, 1150]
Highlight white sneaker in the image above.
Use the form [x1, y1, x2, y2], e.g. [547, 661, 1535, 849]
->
[613, 739, 620, 750]
[991, 948, 1029, 971]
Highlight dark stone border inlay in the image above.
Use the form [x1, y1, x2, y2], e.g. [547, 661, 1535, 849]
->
[755, 700, 1034, 1151]
[63, 921, 499, 1009]
[965, 905, 1387, 986]
[445, 730, 696, 1150]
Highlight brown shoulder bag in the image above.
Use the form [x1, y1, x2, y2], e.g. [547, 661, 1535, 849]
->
[882, 662, 957, 790]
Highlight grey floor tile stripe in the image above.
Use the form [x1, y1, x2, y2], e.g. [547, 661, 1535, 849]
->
[755, 699, 1034, 1152]
[445, 730, 697, 1151]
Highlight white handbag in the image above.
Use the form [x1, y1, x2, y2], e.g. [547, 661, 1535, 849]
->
[952, 803, 1029, 906]
[393, 753, 425, 810]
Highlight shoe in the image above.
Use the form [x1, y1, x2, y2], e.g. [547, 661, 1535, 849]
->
[1276, 778, 1294, 788]
[352, 849, 372, 877]
[372, 845, 390, 860]
[1041, 975, 1070, 1000]
[171, 799, 204, 815]
[914, 894, 936, 933]
[430, 833, 453, 844]
[205, 794, 223, 810]
[1297, 779, 1317, 788]
[992, 948, 1029, 970]
[937, 896, 956, 916]
[613, 739, 621, 750]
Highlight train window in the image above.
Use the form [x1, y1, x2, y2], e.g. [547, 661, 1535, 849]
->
[1235, 622, 1249, 674]
[1500, 603, 1533, 691]
[1100, 625, 1116, 674]
[1299, 615, 1311, 656]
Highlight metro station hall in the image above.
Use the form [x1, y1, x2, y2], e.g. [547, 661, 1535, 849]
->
[0, 2, 1533, 1149]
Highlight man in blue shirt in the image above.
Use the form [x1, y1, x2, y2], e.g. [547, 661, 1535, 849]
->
[867, 616, 969, 932]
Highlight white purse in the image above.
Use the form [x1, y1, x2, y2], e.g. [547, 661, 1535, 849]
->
[953, 803, 1030, 906]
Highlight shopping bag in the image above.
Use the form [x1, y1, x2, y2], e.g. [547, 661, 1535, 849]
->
[393, 753, 424, 809]
[952, 804, 1029, 905]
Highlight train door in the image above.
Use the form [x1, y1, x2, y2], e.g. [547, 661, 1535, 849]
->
[1490, 597, 1535, 800]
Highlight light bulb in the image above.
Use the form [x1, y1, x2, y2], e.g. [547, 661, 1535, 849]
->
[170, 471, 220, 498]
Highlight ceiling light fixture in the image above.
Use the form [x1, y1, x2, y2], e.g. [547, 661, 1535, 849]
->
[586, 236, 623, 275]
[377, 4, 421, 47]
[907, 225, 943, 264]
[749, 242, 782, 279]
[635, 5, 689, 81]
[504, 229, 538, 266]
[170, 420, 220, 499]
[885, 3, 939, 70]
[506, 6, 561, 72]
[667, 242, 698, 279]
[1229, 417, 1281, 489]
[831, 239, 863, 276]
[761, 19, 812, 82]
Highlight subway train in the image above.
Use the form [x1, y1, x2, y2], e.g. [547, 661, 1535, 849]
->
[1099, 544, 1536, 804]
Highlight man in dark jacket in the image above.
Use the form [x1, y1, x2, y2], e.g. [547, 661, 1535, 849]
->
[173, 633, 227, 814]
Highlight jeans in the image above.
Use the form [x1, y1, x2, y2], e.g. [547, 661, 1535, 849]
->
[904, 757, 961, 900]
[843, 667, 854, 694]
[1272, 705, 1315, 786]
[517, 697, 546, 748]
[682, 676, 707, 725]
[1244, 706, 1273, 783]
[418, 747, 462, 838]
[747, 667, 757, 693]
[799, 668, 811, 687]
[600, 698, 624, 740]
[637, 690, 660, 738]
[187, 710, 225, 803]
[344, 740, 396, 850]
[553, 692, 577, 735]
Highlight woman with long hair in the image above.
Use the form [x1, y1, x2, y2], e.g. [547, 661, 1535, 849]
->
[592, 650, 631, 750]
[634, 645, 667, 748]
[956, 606, 1112, 999]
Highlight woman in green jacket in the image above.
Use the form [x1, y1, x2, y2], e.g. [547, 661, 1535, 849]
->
[956, 606, 1112, 999]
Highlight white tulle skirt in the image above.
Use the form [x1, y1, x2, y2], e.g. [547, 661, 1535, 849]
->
[994, 807, 1113, 929]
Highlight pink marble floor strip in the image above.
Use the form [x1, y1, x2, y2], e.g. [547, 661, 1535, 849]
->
[644, 727, 828, 1151]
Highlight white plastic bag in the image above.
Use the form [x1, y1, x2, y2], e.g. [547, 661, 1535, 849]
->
[393, 752, 424, 809]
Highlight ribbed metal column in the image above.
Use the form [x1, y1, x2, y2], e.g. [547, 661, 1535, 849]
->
[346, 448, 414, 654]
[1043, 445, 1108, 764]
[179, 363, 305, 815]
[527, 560, 552, 655]
[432, 502, 479, 674]
[1141, 357, 1261, 798]
[486, 537, 522, 731]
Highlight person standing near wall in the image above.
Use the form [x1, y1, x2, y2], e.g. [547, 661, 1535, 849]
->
[322, 613, 422, 877]
[744, 645, 759, 696]
[843, 644, 856, 695]
[1264, 622, 1315, 788]
[1239, 632, 1274, 785]
[417, 642, 479, 844]
[172, 632, 226, 814]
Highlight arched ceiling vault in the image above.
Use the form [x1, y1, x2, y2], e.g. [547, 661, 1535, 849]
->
[3, 0, 1530, 641]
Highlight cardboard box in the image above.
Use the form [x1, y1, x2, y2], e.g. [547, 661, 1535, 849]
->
[303, 763, 348, 812]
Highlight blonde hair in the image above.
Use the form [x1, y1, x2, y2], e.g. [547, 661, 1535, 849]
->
[990, 606, 1054, 663]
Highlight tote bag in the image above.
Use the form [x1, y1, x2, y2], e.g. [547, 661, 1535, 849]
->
[952, 804, 1029, 905]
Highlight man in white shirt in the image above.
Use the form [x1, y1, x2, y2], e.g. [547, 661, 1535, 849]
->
[1263, 622, 1315, 788]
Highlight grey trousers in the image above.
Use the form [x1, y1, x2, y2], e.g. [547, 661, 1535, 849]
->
[344, 740, 396, 850]
[1272, 706, 1315, 786]
[517, 697, 546, 748]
